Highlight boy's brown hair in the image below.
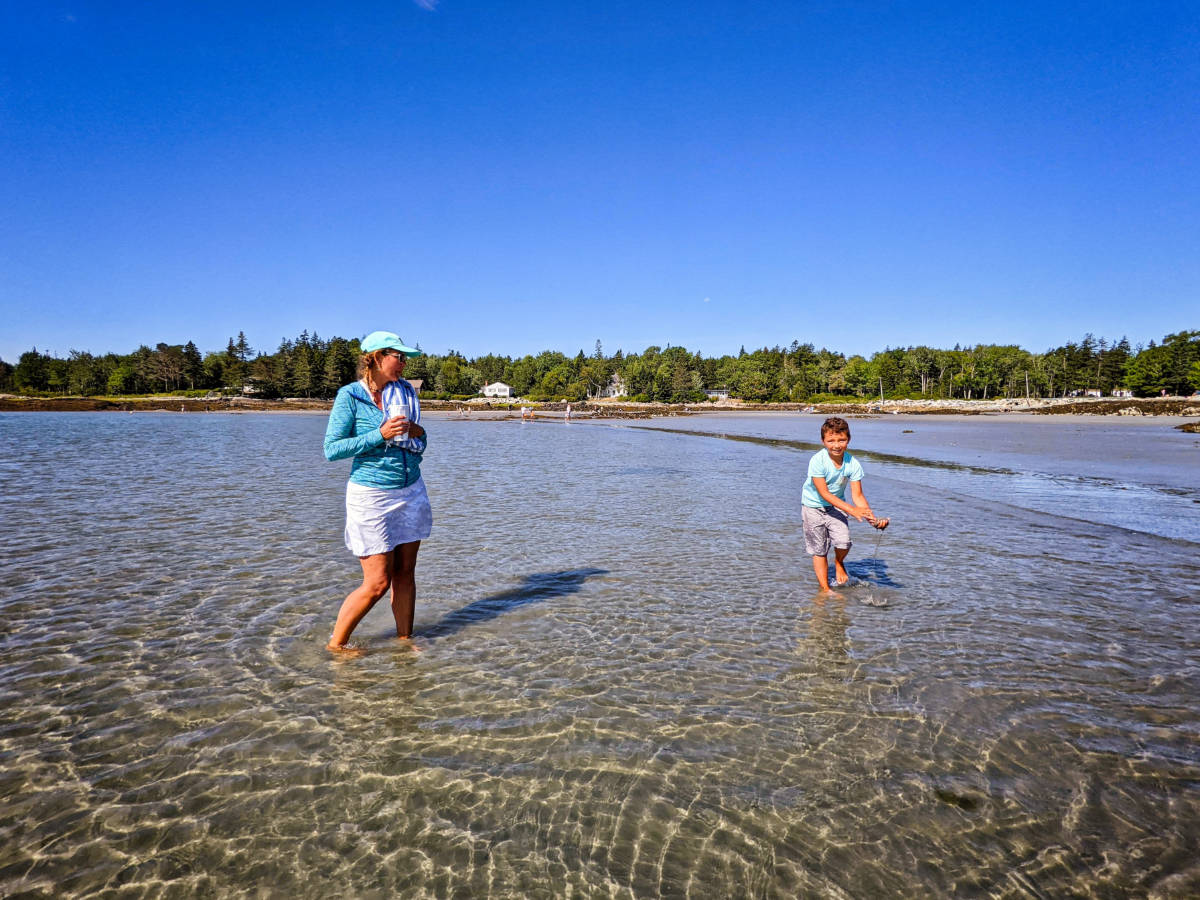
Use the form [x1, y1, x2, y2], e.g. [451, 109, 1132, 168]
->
[820, 416, 851, 439]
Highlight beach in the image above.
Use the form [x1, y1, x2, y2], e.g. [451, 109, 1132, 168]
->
[1, 411, 1197, 896]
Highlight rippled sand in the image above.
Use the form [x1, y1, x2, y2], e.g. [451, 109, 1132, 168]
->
[0, 412, 1197, 898]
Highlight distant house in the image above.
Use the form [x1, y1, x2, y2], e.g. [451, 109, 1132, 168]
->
[1112, 389, 1133, 398]
[705, 388, 730, 400]
[597, 373, 627, 399]
[1084, 389, 1102, 398]
[482, 381, 512, 398]
[405, 379, 423, 395]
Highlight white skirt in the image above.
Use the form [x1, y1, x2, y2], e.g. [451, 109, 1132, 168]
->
[344, 478, 433, 557]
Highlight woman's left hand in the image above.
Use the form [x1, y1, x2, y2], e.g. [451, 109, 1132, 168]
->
[381, 415, 409, 440]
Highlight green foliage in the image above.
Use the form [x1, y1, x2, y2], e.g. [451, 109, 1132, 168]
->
[1123, 331, 1200, 396]
[8, 327, 1198, 402]
[805, 393, 856, 405]
[14, 349, 50, 391]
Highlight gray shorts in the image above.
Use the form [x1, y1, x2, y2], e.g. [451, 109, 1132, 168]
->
[802, 505, 852, 556]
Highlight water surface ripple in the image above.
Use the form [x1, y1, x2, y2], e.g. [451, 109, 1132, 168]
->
[0, 412, 1197, 898]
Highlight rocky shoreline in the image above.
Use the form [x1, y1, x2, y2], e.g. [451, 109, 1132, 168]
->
[1, 394, 1197, 418]
[0, 395, 332, 413]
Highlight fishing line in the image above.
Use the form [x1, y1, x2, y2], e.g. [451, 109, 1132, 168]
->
[870, 513, 888, 582]
[852, 513, 891, 607]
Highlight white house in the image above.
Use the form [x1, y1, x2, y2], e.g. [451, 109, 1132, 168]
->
[596, 373, 627, 399]
[705, 388, 730, 400]
[482, 381, 512, 398]
[1112, 389, 1133, 398]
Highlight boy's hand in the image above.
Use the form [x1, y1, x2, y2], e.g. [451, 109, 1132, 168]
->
[848, 507, 869, 522]
[872, 517, 890, 530]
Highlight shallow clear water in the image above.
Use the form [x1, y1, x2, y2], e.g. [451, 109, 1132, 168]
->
[1, 411, 1197, 898]
[628, 412, 1200, 544]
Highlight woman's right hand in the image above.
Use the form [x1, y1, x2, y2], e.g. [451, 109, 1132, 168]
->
[380, 415, 409, 440]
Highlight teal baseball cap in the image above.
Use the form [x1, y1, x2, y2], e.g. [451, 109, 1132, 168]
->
[360, 331, 421, 357]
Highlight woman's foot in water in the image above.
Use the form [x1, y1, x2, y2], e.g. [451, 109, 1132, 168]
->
[395, 635, 422, 652]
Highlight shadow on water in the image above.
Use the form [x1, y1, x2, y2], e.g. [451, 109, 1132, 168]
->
[418, 568, 608, 640]
[844, 557, 901, 587]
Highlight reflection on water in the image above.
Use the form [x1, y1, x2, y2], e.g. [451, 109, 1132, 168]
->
[0, 412, 1197, 897]
[797, 595, 851, 665]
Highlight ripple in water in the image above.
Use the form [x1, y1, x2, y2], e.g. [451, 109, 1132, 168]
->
[0, 411, 1197, 897]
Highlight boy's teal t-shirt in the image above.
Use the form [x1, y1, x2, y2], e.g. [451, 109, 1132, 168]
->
[802, 449, 864, 508]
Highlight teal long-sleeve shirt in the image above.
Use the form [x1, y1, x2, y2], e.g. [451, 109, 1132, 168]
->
[323, 381, 427, 489]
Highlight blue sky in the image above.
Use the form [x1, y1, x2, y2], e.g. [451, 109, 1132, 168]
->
[2, 1, 1197, 363]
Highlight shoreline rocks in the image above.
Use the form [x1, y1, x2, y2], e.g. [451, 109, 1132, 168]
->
[1, 394, 1196, 418]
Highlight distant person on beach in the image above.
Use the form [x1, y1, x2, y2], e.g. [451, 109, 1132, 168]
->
[323, 331, 431, 650]
[802, 417, 888, 593]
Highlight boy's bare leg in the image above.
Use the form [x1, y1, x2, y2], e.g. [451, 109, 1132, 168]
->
[833, 547, 851, 586]
[390, 540, 421, 639]
[812, 554, 833, 593]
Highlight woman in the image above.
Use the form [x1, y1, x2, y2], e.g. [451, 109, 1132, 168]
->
[323, 331, 431, 649]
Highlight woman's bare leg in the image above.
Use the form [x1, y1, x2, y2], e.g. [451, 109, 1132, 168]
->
[328, 553, 391, 649]
[390, 541, 420, 639]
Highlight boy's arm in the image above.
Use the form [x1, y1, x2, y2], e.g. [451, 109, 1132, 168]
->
[849, 480, 888, 529]
[849, 481, 875, 523]
[813, 477, 868, 521]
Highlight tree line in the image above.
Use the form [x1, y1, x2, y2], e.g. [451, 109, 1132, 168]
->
[2, 329, 1197, 403]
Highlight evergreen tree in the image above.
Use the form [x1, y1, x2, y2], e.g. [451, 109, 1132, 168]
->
[224, 337, 246, 389]
[1100, 337, 1131, 393]
[1161, 330, 1200, 395]
[182, 341, 204, 389]
[319, 339, 350, 395]
[1124, 345, 1163, 396]
[14, 349, 50, 391]
[292, 343, 316, 396]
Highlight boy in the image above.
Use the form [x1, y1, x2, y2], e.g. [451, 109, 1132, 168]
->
[802, 417, 888, 592]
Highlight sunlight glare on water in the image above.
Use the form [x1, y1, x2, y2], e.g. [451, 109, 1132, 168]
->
[0, 411, 1197, 897]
